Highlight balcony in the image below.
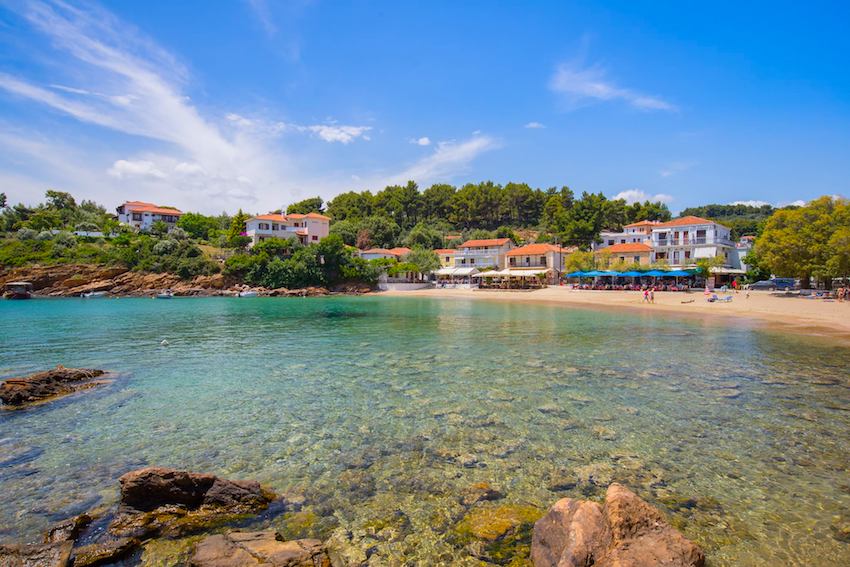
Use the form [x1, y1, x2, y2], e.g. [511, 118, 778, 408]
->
[654, 237, 734, 247]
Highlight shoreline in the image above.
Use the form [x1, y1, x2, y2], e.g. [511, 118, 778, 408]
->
[380, 287, 850, 347]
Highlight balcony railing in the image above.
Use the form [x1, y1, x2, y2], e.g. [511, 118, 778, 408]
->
[654, 237, 734, 247]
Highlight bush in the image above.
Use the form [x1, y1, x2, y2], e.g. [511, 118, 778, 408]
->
[17, 228, 38, 240]
[153, 239, 178, 255]
[53, 231, 77, 249]
[36, 230, 53, 241]
[223, 253, 265, 278]
[176, 256, 219, 279]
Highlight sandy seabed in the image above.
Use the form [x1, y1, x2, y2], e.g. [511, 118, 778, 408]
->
[382, 287, 850, 346]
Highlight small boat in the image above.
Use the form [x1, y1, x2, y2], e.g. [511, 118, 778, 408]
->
[238, 290, 259, 298]
[156, 290, 174, 299]
[82, 291, 108, 298]
[4, 281, 33, 299]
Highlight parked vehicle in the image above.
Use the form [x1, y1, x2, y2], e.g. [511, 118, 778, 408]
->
[750, 278, 795, 291]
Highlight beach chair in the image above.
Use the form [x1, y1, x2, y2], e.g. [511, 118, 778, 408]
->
[718, 295, 733, 302]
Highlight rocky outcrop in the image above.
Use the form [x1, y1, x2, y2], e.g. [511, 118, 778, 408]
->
[0, 264, 236, 297]
[44, 514, 92, 543]
[191, 531, 330, 567]
[0, 542, 73, 567]
[531, 483, 705, 567]
[71, 537, 140, 567]
[0, 366, 108, 409]
[268, 286, 330, 297]
[109, 467, 277, 538]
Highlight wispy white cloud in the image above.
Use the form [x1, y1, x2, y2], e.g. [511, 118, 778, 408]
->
[730, 200, 771, 207]
[409, 136, 432, 146]
[0, 0, 380, 211]
[549, 61, 676, 112]
[384, 135, 499, 186]
[659, 161, 696, 178]
[245, 0, 277, 37]
[612, 189, 673, 204]
[524, 121, 545, 129]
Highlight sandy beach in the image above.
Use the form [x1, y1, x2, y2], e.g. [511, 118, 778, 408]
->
[382, 287, 850, 345]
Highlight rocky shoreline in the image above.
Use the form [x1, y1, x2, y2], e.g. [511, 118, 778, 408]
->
[0, 264, 372, 298]
[0, 466, 703, 567]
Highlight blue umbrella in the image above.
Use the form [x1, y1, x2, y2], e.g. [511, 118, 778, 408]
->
[643, 270, 668, 277]
[566, 271, 585, 278]
[666, 270, 691, 277]
[620, 271, 643, 277]
[583, 270, 604, 277]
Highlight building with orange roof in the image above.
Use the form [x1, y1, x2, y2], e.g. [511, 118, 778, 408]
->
[454, 238, 514, 269]
[648, 215, 735, 268]
[433, 248, 457, 268]
[245, 211, 330, 247]
[505, 243, 577, 282]
[358, 247, 411, 260]
[592, 219, 660, 252]
[116, 201, 183, 232]
[594, 242, 653, 267]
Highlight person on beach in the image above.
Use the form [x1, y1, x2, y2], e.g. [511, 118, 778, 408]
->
[643, 288, 650, 303]
[732, 279, 739, 293]
[650, 286, 656, 303]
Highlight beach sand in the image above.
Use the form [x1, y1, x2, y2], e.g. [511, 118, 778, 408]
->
[382, 287, 850, 346]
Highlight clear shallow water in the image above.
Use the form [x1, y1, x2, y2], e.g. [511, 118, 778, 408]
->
[0, 296, 848, 566]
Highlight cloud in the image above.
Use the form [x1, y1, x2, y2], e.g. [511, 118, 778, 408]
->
[659, 161, 696, 178]
[410, 136, 432, 146]
[385, 135, 499, 186]
[730, 200, 771, 207]
[108, 159, 166, 179]
[245, 0, 277, 37]
[549, 62, 675, 112]
[612, 189, 673, 204]
[304, 124, 371, 144]
[524, 121, 545, 129]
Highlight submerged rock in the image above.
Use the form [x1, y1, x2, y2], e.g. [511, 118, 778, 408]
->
[72, 537, 140, 567]
[454, 503, 543, 564]
[109, 467, 277, 539]
[191, 530, 330, 567]
[0, 542, 72, 567]
[44, 513, 92, 543]
[531, 483, 705, 567]
[0, 366, 108, 408]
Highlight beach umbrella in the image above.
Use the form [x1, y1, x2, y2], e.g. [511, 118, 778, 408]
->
[643, 270, 667, 277]
[620, 271, 642, 277]
[566, 271, 585, 278]
[666, 270, 691, 276]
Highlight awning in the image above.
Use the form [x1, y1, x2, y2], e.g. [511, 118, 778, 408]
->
[505, 269, 549, 277]
[694, 247, 718, 259]
[473, 269, 510, 278]
[710, 267, 746, 275]
[642, 270, 668, 277]
[434, 267, 479, 276]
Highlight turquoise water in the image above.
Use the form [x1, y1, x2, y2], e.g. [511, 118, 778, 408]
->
[0, 296, 848, 565]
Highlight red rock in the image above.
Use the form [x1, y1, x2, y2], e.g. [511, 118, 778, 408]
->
[0, 542, 72, 567]
[531, 483, 704, 567]
[0, 366, 108, 408]
[191, 531, 329, 567]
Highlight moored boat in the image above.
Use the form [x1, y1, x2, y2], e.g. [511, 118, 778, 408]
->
[82, 291, 108, 298]
[156, 290, 174, 299]
[239, 290, 259, 298]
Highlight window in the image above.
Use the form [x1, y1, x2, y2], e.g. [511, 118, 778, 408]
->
[620, 239, 626, 244]
[684, 251, 691, 259]
[608, 240, 614, 245]
[132, 213, 142, 221]
[259, 223, 270, 230]
[470, 259, 475, 264]
[509, 257, 516, 266]
[633, 256, 640, 263]
[272, 223, 279, 230]
[311, 235, 318, 241]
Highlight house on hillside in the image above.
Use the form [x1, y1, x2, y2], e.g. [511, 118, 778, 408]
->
[359, 247, 410, 261]
[116, 201, 182, 232]
[454, 238, 514, 269]
[245, 212, 330, 247]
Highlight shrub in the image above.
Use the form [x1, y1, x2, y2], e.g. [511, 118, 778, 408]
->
[16, 228, 38, 240]
[36, 230, 54, 241]
[153, 239, 178, 255]
[53, 231, 77, 248]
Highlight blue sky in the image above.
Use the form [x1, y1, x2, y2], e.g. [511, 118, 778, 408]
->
[0, 0, 848, 214]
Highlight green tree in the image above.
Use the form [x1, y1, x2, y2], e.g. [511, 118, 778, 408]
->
[404, 222, 443, 249]
[286, 196, 324, 215]
[45, 190, 76, 210]
[0, 193, 6, 208]
[226, 209, 251, 247]
[329, 218, 361, 246]
[149, 220, 168, 236]
[373, 181, 422, 229]
[177, 212, 220, 240]
[422, 184, 456, 221]
[406, 247, 440, 273]
[326, 191, 373, 220]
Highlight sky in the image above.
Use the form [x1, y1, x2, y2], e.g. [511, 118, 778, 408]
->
[0, 0, 848, 215]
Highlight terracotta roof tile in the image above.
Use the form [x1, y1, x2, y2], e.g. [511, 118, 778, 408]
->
[599, 243, 652, 253]
[459, 238, 512, 248]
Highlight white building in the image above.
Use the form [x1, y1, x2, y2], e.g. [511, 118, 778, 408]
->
[116, 201, 182, 232]
[649, 216, 735, 267]
[594, 220, 660, 250]
[505, 243, 575, 283]
[245, 212, 330, 247]
[359, 247, 411, 261]
[454, 238, 515, 269]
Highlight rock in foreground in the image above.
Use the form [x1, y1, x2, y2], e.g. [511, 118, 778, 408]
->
[0, 542, 72, 567]
[0, 366, 107, 408]
[191, 530, 330, 567]
[110, 467, 277, 538]
[532, 483, 705, 567]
